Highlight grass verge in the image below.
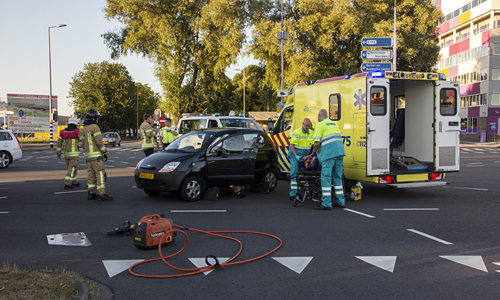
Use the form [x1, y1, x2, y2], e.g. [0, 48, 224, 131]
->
[0, 262, 100, 300]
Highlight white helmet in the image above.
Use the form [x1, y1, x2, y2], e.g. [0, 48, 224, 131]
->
[68, 117, 78, 125]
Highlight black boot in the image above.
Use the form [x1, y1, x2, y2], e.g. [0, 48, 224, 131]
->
[87, 193, 98, 200]
[97, 194, 113, 201]
[64, 184, 75, 189]
[72, 182, 81, 187]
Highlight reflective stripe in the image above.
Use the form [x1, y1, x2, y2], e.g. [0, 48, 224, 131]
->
[322, 138, 342, 146]
[57, 148, 62, 151]
[323, 133, 341, 139]
[335, 191, 344, 195]
[88, 184, 96, 188]
[290, 187, 297, 190]
[334, 185, 343, 189]
[294, 146, 310, 150]
[292, 134, 300, 137]
[100, 146, 106, 151]
[323, 193, 331, 196]
[313, 136, 322, 141]
[94, 132, 102, 136]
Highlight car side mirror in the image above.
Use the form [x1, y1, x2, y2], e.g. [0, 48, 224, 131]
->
[267, 118, 274, 133]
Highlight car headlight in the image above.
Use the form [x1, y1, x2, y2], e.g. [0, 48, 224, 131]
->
[159, 161, 180, 173]
[136, 158, 145, 170]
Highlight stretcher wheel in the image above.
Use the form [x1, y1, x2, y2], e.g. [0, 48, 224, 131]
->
[293, 197, 298, 207]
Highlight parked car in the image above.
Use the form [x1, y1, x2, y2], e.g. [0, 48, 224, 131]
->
[177, 114, 262, 135]
[135, 128, 280, 201]
[102, 132, 121, 147]
[0, 130, 22, 168]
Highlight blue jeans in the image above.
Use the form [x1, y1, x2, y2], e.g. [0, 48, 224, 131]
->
[320, 156, 345, 207]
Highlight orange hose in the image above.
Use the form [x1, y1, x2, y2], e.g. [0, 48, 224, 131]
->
[129, 224, 283, 278]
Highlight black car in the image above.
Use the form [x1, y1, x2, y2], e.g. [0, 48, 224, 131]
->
[134, 128, 280, 201]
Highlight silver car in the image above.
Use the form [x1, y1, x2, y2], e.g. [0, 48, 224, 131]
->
[102, 132, 121, 147]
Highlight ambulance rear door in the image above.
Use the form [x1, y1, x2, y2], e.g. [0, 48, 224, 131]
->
[366, 78, 390, 176]
[435, 81, 460, 172]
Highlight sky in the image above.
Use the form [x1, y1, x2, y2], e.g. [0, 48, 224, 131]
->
[0, 0, 258, 117]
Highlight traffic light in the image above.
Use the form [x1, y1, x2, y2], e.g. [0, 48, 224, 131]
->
[52, 108, 58, 123]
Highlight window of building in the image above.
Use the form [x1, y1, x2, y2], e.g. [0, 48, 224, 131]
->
[462, 3, 471, 12]
[472, 0, 479, 8]
[491, 93, 500, 105]
[329, 94, 340, 120]
[492, 69, 500, 80]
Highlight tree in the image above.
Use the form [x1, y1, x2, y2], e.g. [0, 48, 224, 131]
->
[103, 0, 251, 119]
[250, 0, 442, 89]
[68, 61, 154, 135]
[233, 65, 277, 113]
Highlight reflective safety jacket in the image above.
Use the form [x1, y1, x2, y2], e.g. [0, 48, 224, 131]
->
[79, 123, 107, 160]
[161, 126, 178, 144]
[57, 127, 80, 158]
[288, 127, 314, 157]
[313, 117, 345, 163]
[140, 121, 155, 150]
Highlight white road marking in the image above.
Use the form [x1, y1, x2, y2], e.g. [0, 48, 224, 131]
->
[472, 148, 484, 151]
[466, 165, 483, 167]
[495, 161, 500, 163]
[0, 181, 25, 184]
[343, 208, 375, 218]
[132, 186, 137, 188]
[383, 208, 439, 211]
[120, 162, 129, 164]
[356, 256, 397, 273]
[0, 211, 9, 214]
[127, 167, 136, 169]
[58, 162, 66, 164]
[37, 161, 48, 163]
[492, 262, 500, 266]
[170, 210, 227, 213]
[129, 157, 136, 159]
[54, 190, 88, 195]
[131, 149, 143, 152]
[407, 229, 453, 245]
[107, 160, 115, 162]
[272, 257, 314, 274]
[461, 148, 472, 151]
[440, 256, 488, 272]
[188, 257, 230, 275]
[0, 196, 7, 199]
[32, 152, 40, 153]
[443, 186, 488, 191]
[106, 166, 115, 168]
[467, 162, 483, 165]
[103, 260, 145, 278]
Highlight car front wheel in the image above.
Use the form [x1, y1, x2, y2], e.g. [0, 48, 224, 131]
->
[0, 152, 11, 169]
[262, 169, 278, 191]
[180, 175, 205, 202]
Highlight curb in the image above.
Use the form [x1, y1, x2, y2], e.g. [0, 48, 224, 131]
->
[72, 276, 114, 300]
[72, 276, 89, 300]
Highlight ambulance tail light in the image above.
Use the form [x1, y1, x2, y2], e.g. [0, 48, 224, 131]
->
[427, 74, 438, 79]
[379, 176, 394, 184]
[15, 135, 21, 147]
[428, 173, 443, 181]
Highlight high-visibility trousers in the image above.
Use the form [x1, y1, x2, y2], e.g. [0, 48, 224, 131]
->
[320, 156, 345, 207]
[64, 157, 78, 186]
[86, 159, 106, 196]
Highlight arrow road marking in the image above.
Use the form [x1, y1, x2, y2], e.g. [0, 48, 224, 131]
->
[407, 229, 452, 245]
[356, 256, 397, 273]
[102, 260, 145, 278]
[272, 257, 313, 274]
[440, 256, 488, 272]
[188, 257, 230, 275]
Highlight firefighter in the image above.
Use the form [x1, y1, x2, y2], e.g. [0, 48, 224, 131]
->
[57, 117, 81, 189]
[140, 113, 156, 156]
[312, 109, 345, 210]
[159, 118, 179, 149]
[288, 118, 314, 201]
[79, 109, 113, 201]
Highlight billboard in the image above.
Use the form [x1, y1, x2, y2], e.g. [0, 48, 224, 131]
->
[6, 94, 58, 133]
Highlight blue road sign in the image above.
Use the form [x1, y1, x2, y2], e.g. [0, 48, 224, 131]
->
[18, 110, 24, 117]
[361, 63, 393, 72]
[361, 50, 393, 60]
[491, 125, 497, 130]
[361, 37, 393, 48]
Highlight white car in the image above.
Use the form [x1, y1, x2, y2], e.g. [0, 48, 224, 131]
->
[0, 130, 22, 168]
[178, 113, 262, 135]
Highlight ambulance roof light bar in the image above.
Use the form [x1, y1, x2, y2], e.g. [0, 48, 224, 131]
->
[370, 71, 385, 78]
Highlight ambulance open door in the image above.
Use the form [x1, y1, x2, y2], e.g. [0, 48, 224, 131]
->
[434, 82, 460, 172]
[366, 78, 390, 176]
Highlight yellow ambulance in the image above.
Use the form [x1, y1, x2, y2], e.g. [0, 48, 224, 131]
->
[268, 71, 460, 190]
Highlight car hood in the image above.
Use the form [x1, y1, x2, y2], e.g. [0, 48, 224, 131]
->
[139, 151, 199, 170]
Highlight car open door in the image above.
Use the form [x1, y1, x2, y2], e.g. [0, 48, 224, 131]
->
[366, 78, 391, 176]
[434, 82, 460, 172]
[206, 132, 259, 186]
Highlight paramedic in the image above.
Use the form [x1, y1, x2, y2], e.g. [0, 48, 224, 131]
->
[159, 118, 179, 149]
[312, 109, 345, 210]
[288, 118, 314, 201]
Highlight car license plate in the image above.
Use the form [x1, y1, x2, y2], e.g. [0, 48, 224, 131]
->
[140, 173, 154, 179]
[103, 142, 108, 144]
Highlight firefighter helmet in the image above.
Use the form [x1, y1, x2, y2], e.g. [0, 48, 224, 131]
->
[86, 109, 101, 121]
[68, 117, 78, 125]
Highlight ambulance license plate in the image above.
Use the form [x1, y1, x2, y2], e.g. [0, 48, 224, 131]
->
[140, 173, 154, 179]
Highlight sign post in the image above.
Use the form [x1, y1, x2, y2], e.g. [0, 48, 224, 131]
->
[18, 110, 24, 148]
[361, 37, 394, 72]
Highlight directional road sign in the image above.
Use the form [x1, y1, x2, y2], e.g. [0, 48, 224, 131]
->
[361, 50, 393, 60]
[361, 63, 393, 72]
[277, 90, 289, 97]
[361, 37, 393, 48]
[18, 110, 24, 117]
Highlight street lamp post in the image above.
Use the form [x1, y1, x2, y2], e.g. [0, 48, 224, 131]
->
[48, 24, 66, 148]
[136, 83, 149, 140]
[235, 69, 245, 116]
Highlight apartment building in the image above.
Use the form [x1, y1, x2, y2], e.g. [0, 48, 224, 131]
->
[435, 0, 500, 142]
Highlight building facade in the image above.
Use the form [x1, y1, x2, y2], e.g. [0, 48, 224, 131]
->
[435, 0, 500, 142]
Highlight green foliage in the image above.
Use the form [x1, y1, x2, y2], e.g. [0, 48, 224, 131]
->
[250, 0, 441, 89]
[68, 61, 155, 132]
[233, 65, 277, 113]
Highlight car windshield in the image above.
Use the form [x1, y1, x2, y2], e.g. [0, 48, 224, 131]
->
[103, 133, 115, 138]
[220, 118, 262, 130]
[178, 119, 208, 134]
[166, 131, 216, 152]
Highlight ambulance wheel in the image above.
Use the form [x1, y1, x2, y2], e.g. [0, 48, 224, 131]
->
[180, 175, 205, 202]
[262, 168, 279, 191]
[144, 189, 161, 196]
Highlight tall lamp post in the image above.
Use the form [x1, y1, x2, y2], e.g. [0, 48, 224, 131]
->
[235, 69, 245, 116]
[48, 24, 66, 148]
